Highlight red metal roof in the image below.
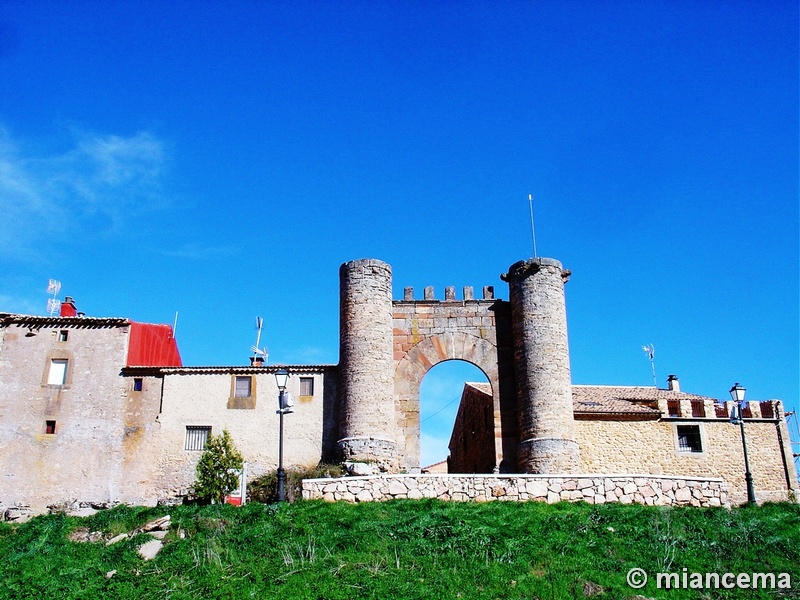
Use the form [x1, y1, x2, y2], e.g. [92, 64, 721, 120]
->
[126, 322, 182, 367]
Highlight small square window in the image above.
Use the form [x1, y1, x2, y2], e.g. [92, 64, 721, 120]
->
[59, 330, 69, 342]
[47, 359, 68, 385]
[300, 377, 314, 396]
[133, 378, 143, 392]
[185, 426, 211, 451]
[677, 425, 703, 453]
[667, 400, 681, 417]
[234, 376, 252, 398]
[45, 420, 56, 434]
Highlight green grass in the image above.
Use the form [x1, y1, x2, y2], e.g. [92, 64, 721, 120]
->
[0, 500, 797, 599]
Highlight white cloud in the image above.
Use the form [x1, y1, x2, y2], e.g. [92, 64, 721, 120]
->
[0, 125, 168, 260]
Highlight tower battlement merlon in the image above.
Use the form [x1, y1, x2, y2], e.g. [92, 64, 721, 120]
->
[395, 285, 495, 302]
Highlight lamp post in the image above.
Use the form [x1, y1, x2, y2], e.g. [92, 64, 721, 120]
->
[274, 368, 291, 502]
[730, 383, 757, 505]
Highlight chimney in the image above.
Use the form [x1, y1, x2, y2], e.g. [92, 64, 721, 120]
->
[60, 296, 77, 317]
[667, 374, 680, 392]
[250, 356, 264, 367]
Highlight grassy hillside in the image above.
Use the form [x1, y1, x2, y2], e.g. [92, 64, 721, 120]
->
[1, 499, 797, 599]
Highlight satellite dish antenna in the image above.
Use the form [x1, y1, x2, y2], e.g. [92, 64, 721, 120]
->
[46, 279, 62, 315]
[252, 317, 268, 363]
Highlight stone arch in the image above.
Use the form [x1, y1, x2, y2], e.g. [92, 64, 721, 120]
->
[394, 332, 516, 471]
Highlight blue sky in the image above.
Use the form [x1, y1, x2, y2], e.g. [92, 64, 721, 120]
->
[1, 1, 797, 468]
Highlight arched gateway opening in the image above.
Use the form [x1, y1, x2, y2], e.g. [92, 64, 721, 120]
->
[419, 360, 490, 472]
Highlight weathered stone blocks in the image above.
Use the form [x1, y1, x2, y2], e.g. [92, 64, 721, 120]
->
[502, 258, 579, 474]
[338, 259, 398, 466]
[302, 474, 729, 508]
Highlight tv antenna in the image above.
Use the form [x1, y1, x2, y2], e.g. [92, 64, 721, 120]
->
[642, 344, 657, 386]
[46, 279, 61, 316]
[528, 194, 538, 258]
[251, 316, 268, 363]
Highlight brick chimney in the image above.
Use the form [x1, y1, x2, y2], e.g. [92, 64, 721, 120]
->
[667, 374, 680, 392]
[60, 296, 77, 317]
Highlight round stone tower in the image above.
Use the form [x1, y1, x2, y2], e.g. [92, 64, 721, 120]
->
[501, 257, 579, 473]
[337, 258, 398, 468]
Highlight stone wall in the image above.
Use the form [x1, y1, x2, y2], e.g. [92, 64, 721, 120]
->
[0, 319, 162, 512]
[302, 473, 729, 507]
[575, 412, 797, 505]
[448, 383, 496, 474]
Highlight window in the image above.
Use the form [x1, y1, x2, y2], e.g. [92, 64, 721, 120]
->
[133, 378, 143, 392]
[234, 376, 252, 398]
[228, 375, 256, 409]
[677, 425, 703, 453]
[45, 420, 56, 434]
[185, 426, 211, 451]
[300, 377, 314, 396]
[47, 359, 68, 385]
[667, 400, 681, 417]
[59, 330, 69, 342]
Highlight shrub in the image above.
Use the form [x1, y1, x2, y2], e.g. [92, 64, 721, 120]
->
[248, 463, 345, 504]
[193, 430, 244, 504]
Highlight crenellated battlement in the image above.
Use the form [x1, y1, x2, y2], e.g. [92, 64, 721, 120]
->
[398, 285, 495, 302]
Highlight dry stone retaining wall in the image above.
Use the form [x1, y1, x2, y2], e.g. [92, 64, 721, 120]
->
[302, 474, 730, 507]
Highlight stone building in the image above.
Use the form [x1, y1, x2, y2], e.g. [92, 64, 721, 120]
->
[0, 256, 796, 513]
[0, 302, 181, 512]
[448, 381, 796, 505]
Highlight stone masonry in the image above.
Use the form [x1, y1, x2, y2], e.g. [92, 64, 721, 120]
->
[337, 259, 398, 468]
[303, 474, 730, 508]
[501, 258, 579, 473]
[391, 285, 517, 472]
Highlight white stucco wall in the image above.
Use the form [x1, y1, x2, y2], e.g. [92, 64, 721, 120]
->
[155, 367, 335, 497]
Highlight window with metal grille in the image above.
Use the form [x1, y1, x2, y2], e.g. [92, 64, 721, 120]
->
[47, 359, 68, 385]
[185, 426, 211, 451]
[234, 376, 252, 398]
[667, 400, 681, 417]
[300, 377, 314, 396]
[677, 425, 702, 453]
[690, 399, 705, 418]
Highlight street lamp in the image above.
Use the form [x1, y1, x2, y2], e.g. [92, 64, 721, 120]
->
[275, 368, 291, 502]
[729, 382, 757, 505]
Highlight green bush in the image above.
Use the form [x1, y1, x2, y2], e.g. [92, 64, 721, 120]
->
[248, 463, 345, 503]
[193, 430, 244, 504]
